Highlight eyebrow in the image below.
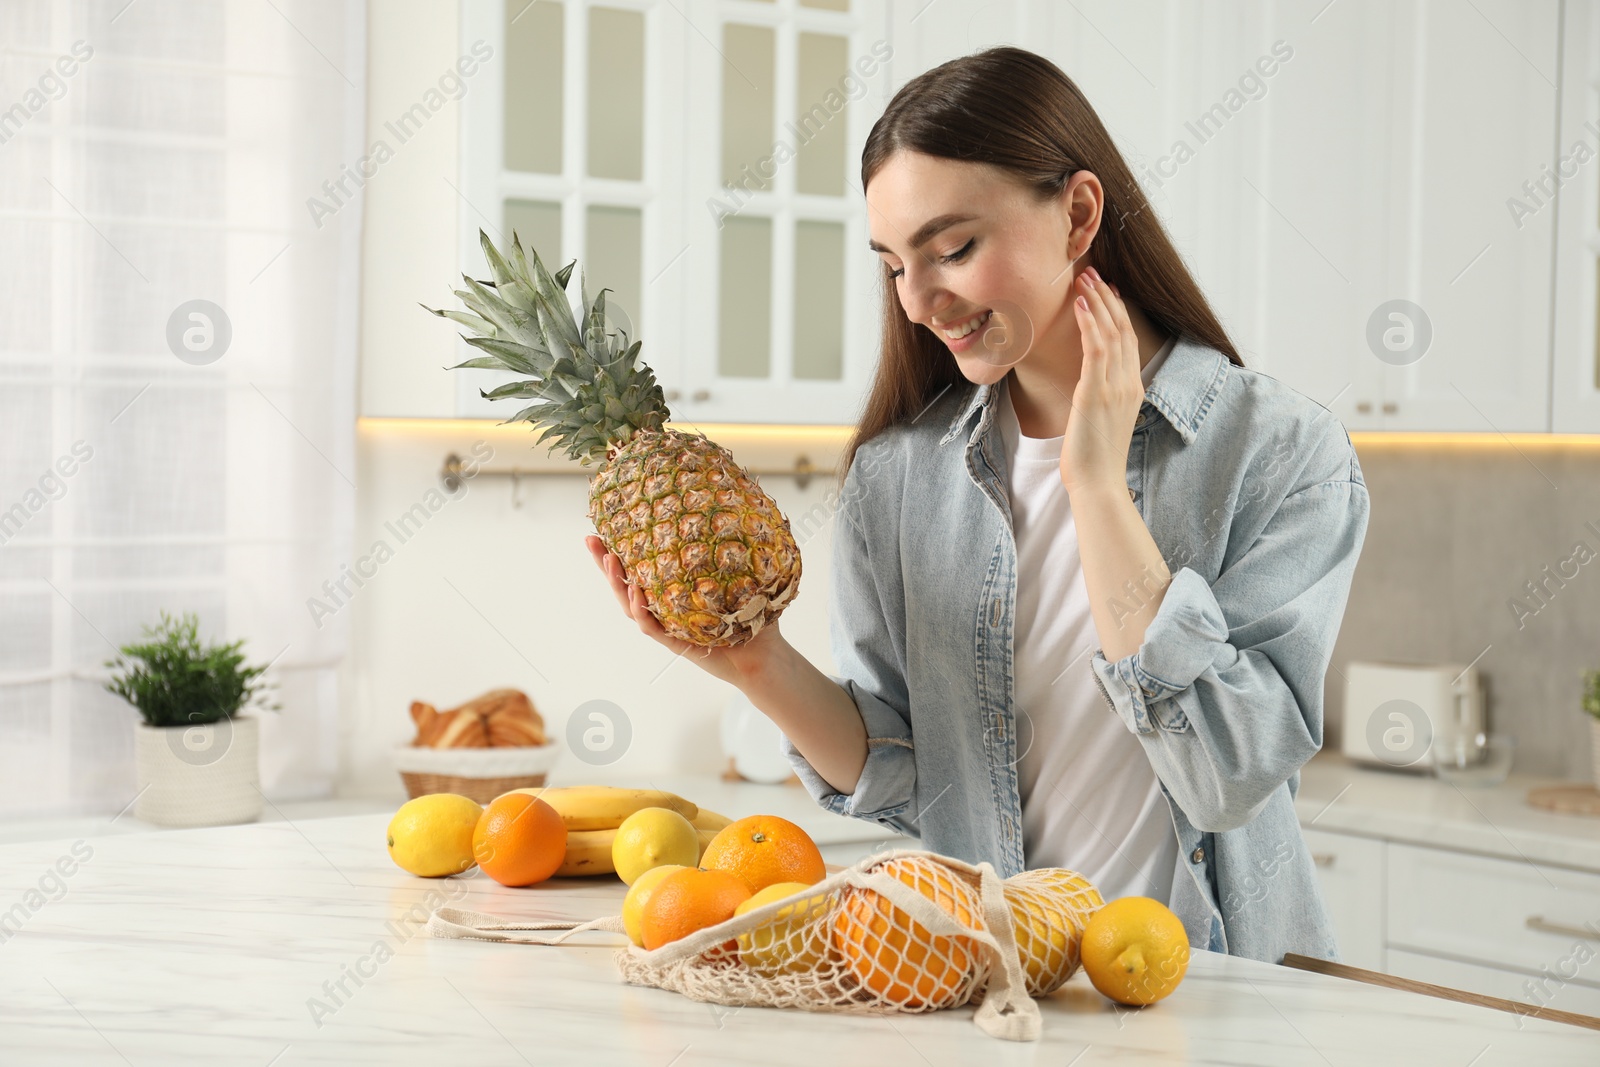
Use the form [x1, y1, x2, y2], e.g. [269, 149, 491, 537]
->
[867, 213, 979, 255]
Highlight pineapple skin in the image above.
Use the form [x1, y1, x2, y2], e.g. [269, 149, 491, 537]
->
[588, 428, 801, 647]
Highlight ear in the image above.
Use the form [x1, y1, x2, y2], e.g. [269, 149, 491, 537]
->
[1060, 170, 1105, 262]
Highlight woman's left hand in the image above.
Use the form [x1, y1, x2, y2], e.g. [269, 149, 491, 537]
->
[1061, 266, 1144, 496]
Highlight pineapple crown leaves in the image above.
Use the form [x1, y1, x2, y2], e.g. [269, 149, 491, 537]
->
[422, 229, 671, 466]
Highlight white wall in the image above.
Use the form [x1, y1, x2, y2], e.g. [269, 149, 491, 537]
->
[341, 420, 845, 797]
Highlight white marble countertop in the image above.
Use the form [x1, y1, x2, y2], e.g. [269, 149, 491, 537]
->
[2, 795, 1596, 1063]
[1294, 752, 1600, 871]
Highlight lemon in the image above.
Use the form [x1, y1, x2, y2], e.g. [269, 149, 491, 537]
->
[386, 794, 483, 878]
[1080, 896, 1190, 1006]
[612, 806, 701, 886]
[1003, 867, 1104, 996]
[622, 863, 687, 947]
[735, 880, 829, 977]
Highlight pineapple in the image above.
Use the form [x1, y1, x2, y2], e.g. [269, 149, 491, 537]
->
[425, 230, 801, 648]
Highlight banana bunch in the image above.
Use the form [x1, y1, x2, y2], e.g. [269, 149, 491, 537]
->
[500, 785, 735, 877]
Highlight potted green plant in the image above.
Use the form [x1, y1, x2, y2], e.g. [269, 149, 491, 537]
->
[105, 612, 277, 827]
[1584, 669, 1600, 791]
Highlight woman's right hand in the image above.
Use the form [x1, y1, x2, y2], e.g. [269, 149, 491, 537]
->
[584, 534, 789, 690]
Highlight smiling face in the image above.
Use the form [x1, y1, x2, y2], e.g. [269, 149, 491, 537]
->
[866, 150, 1099, 385]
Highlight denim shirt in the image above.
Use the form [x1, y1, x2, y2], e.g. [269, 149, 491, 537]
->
[780, 337, 1370, 965]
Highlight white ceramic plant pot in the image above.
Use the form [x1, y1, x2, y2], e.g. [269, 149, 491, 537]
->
[134, 715, 263, 827]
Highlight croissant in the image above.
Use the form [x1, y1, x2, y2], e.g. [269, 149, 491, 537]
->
[409, 689, 545, 747]
[487, 714, 545, 747]
[409, 701, 445, 746]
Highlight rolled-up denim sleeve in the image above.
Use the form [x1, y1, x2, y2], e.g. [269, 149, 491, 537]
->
[779, 455, 920, 836]
[1089, 461, 1370, 834]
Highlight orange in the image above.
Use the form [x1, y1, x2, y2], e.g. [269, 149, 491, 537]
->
[622, 863, 687, 947]
[471, 792, 568, 887]
[699, 814, 826, 893]
[1001, 867, 1104, 996]
[1080, 896, 1190, 1006]
[831, 857, 982, 1008]
[640, 866, 752, 953]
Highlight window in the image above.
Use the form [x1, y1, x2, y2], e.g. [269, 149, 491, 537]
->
[0, 1, 362, 816]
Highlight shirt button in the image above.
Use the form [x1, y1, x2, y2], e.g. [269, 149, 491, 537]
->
[1127, 486, 1136, 502]
[1191, 847, 1205, 864]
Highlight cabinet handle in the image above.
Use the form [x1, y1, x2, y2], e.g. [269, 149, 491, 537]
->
[1381, 401, 1397, 414]
[1312, 852, 1336, 867]
[1355, 402, 1372, 414]
[1525, 915, 1595, 939]
[665, 388, 681, 401]
[691, 388, 711, 402]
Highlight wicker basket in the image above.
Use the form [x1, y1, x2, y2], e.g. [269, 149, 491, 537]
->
[394, 741, 561, 804]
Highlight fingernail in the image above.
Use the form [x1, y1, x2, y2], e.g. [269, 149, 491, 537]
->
[1076, 295, 1089, 311]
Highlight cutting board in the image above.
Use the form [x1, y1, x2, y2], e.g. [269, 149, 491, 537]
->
[1526, 784, 1600, 817]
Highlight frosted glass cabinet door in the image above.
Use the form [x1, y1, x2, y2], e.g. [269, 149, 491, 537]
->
[681, 0, 890, 425]
[455, 0, 692, 421]
[587, 6, 645, 182]
[721, 23, 778, 196]
[503, 0, 564, 176]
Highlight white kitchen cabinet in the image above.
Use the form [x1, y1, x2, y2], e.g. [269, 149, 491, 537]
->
[1386, 842, 1600, 989]
[454, 0, 693, 420]
[1387, 948, 1600, 1018]
[1301, 826, 1386, 971]
[887, 2, 1564, 432]
[1295, 755, 1600, 1012]
[409, 0, 891, 425]
[1258, 0, 1558, 432]
[676, 0, 891, 425]
[1551, 0, 1600, 432]
[380, 1, 1580, 429]
[1369, 0, 1559, 432]
[1251, 1, 1393, 430]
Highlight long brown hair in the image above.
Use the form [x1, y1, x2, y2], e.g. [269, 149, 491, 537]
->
[841, 46, 1243, 479]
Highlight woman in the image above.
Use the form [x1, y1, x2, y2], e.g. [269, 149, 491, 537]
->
[587, 46, 1369, 966]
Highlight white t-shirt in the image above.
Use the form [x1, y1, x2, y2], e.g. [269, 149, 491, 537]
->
[997, 336, 1180, 905]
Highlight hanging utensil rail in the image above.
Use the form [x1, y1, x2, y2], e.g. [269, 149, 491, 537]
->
[439, 451, 824, 495]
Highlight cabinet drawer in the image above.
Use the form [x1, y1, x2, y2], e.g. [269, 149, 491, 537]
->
[1387, 948, 1600, 1019]
[1387, 843, 1600, 984]
[1301, 827, 1385, 971]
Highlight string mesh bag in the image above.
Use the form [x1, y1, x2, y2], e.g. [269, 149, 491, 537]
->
[979, 867, 1105, 998]
[428, 847, 1103, 1041]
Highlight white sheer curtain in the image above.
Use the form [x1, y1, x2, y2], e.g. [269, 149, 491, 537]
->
[0, 0, 363, 816]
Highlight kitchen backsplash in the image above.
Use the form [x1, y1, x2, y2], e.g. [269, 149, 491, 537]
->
[1330, 439, 1600, 780]
[343, 426, 1600, 795]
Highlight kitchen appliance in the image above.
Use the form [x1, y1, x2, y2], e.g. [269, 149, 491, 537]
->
[1341, 660, 1484, 772]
